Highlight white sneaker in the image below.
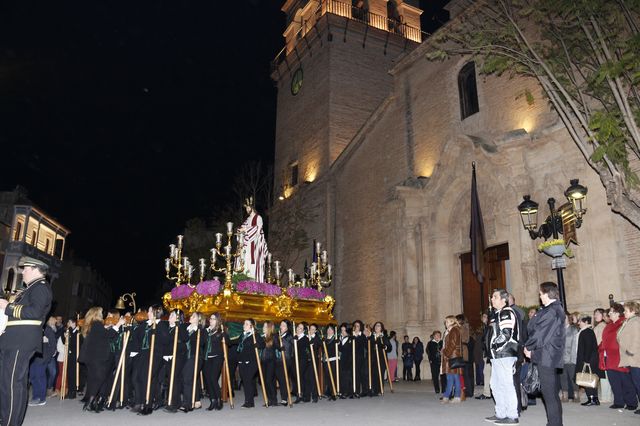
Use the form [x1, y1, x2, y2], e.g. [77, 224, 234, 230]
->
[450, 397, 461, 403]
[28, 400, 46, 406]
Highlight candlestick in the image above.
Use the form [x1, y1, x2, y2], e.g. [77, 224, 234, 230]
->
[226, 222, 233, 234]
[177, 235, 183, 249]
[274, 260, 281, 277]
[165, 258, 170, 272]
[225, 245, 231, 257]
[267, 252, 272, 264]
[215, 233, 222, 245]
[169, 244, 176, 259]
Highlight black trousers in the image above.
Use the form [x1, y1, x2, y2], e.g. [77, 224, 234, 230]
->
[370, 354, 386, 395]
[239, 361, 258, 405]
[274, 356, 292, 401]
[66, 354, 79, 396]
[513, 361, 522, 412]
[403, 363, 413, 381]
[133, 352, 163, 405]
[340, 363, 353, 396]
[165, 357, 186, 407]
[430, 361, 442, 393]
[608, 370, 637, 407]
[304, 358, 319, 400]
[292, 359, 308, 397]
[538, 365, 563, 426]
[182, 357, 202, 408]
[0, 347, 36, 426]
[323, 361, 338, 396]
[261, 358, 277, 405]
[463, 362, 474, 397]
[203, 356, 223, 400]
[414, 360, 422, 380]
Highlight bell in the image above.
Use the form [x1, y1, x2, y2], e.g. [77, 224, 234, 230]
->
[115, 297, 126, 310]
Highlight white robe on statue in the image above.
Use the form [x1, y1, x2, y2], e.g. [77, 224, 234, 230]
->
[236, 211, 268, 282]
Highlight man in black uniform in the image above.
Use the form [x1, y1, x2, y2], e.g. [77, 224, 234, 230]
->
[0, 256, 53, 426]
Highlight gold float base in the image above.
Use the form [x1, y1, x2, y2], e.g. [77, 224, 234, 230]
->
[162, 290, 335, 325]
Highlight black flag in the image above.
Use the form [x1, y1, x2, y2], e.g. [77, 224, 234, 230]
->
[470, 162, 486, 284]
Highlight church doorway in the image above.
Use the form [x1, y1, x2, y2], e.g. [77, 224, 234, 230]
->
[460, 243, 510, 331]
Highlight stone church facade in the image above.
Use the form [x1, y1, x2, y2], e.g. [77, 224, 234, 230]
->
[271, 0, 640, 341]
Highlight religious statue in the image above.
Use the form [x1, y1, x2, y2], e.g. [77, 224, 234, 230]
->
[235, 197, 268, 282]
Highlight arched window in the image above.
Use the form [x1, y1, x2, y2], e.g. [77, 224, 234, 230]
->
[458, 62, 479, 119]
[13, 221, 22, 241]
[5, 268, 14, 293]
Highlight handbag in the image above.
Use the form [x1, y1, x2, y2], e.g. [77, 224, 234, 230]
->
[576, 363, 599, 389]
[522, 363, 541, 395]
[448, 332, 466, 369]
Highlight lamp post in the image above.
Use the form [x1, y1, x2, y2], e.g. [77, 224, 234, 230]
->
[115, 292, 137, 313]
[517, 179, 588, 308]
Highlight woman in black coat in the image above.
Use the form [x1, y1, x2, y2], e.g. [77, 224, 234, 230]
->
[79, 307, 113, 412]
[575, 316, 604, 406]
[412, 337, 424, 381]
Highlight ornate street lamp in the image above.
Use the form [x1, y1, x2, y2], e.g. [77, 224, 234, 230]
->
[517, 179, 589, 307]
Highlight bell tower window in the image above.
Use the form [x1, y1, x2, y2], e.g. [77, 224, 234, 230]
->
[458, 62, 479, 120]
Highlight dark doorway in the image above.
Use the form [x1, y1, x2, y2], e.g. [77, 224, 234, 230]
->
[460, 243, 509, 331]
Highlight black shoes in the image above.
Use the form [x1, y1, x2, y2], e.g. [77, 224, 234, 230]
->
[206, 399, 216, 411]
[476, 395, 490, 400]
[609, 404, 624, 409]
[241, 402, 254, 408]
[582, 396, 600, 406]
[625, 405, 638, 411]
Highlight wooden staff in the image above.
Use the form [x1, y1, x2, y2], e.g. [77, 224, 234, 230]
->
[381, 341, 394, 393]
[367, 338, 372, 391]
[167, 325, 179, 408]
[142, 323, 157, 412]
[191, 328, 201, 409]
[322, 339, 337, 397]
[310, 343, 322, 396]
[119, 330, 127, 404]
[374, 337, 384, 396]
[335, 341, 340, 395]
[279, 334, 292, 407]
[293, 326, 302, 398]
[107, 330, 129, 406]
[60, 330, 69, 400]
[252, 331, 269, 408]
[352, 337, 356, 395]
[75, 329, 80, 390]
[222, 336, 234, 409]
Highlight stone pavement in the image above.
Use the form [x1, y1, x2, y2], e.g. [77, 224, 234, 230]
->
[23, 381, 638, 426]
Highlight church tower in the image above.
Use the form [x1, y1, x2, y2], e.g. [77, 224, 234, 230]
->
[271, 0, 424, 273]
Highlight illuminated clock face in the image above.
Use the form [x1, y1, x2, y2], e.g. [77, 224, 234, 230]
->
[291, 68, 303, 96]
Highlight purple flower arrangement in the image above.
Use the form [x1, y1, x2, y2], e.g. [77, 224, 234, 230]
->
[170, 284, 196, 300]
[287, 287, 325, 300]
[196, 279, 221, 296]
[236, 281, 282, 296]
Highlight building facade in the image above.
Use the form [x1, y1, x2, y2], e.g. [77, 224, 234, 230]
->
[0, 186, 69, 293]
[271, 0, 640, 348]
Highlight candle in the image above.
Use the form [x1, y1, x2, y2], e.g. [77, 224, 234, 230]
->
[267, 252, 272, 264]
[321, 250, 327, 263]
[169, 244, 176, 258]
[210, 248, 217, 263]
[316, 242, 321, 254]
[183, 257, 189, 269]
[288, 269, 294, 282]
[177, 235, 183, 248]
[225, 245, 231, 256]
[199, 258, 205, 276]
[226, 222, 233, 234]
[188, 265, 193, 277]
[215, 233, 222, 245]
[328, 264, 332, 278]
[274, 260, 281, 276]
[239, 232, 244, 246]
[311, 263, 316, 276]
[165, 258, 170, 272]
[301, 278, 306, 287]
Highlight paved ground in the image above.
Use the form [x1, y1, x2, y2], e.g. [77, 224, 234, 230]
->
[23, 381, 639, 426]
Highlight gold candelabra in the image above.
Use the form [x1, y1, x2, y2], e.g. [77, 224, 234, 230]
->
[210, 222, 245, 291]
[309, 242, 332, 291]
[165, 235, 194, 286]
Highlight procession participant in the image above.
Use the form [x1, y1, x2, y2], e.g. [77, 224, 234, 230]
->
[260, 321, 278, 407]
[130, 305, 164, 413]
[307, 323, 321, 402]
[124, 310, 146, 408]
[363, 324, 374, 396]
[102, 310, 126, 404]
[293, 322, 310, 403]
[0, 256, 52, 426]
[180, 312, 205, 412]
[352, 320, 367, 397]
[202, 313, 227, 411]
[62, 318, 82, 399]
[236, 197, 268, 282]
[161, 310, 188, 413]
[79, 307, 113, 412]
[322, 325, 338, 400]
[237, 318, 265, 408]
[275, 320, 293, 406]
[338, 323, 353, 398]
[370, 321, 391, 396]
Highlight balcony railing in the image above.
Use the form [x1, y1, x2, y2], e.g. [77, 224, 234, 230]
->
[272, 0, 426, 72]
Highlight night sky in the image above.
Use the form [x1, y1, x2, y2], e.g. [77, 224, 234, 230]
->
[1, 1, 448, 306]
